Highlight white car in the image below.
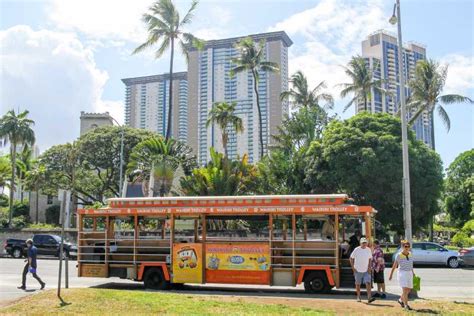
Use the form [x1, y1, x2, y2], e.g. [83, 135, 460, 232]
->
[392, 242, 459, 268]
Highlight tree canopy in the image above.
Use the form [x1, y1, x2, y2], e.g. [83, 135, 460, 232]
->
[306, 112, 443, 232]
[444, 149, 474, 225]
[39, 126, 155, 203]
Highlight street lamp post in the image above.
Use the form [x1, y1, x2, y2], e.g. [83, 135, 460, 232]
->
[390, 0, 412, 242]
[111, 117, 125, 198]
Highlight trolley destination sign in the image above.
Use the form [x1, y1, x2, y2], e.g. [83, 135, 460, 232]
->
[79, 204, 374, 216]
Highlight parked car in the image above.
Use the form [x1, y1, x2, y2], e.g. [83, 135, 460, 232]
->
[4, 234, 77, 259]
[458, 247, 474, 267]
[392, 242, 459, 268]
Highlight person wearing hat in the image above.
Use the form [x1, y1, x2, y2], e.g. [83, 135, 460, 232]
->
[18, 238, 45, 290]
[350, 237, 375, 303]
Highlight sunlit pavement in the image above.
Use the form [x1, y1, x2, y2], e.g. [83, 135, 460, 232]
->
[1, 258, 472, 305]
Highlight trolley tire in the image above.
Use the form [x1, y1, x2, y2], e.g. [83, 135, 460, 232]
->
[143, 268, 169, 290]
[304, 271, 332, 294]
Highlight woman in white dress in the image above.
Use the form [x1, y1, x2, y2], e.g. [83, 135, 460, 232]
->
[389, 240, 415, 310]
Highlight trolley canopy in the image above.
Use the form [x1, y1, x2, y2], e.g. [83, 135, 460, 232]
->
[79, 194, 375, 216]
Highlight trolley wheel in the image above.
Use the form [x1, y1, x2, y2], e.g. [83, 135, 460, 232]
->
[304, 271, 332, 294]
[143, 268, 169, 290]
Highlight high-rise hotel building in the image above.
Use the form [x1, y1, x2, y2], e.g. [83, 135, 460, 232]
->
[360, 30, 433, 148]
[187, 31, 292, 164]
[122, 72, 189, 142]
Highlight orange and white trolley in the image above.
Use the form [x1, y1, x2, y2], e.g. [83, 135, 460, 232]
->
[77, 194, 376, 293]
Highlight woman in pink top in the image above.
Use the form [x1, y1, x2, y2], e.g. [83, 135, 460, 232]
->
[372, 240, 386, 298]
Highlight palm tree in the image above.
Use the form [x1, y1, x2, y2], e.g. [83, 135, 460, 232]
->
[16, 145, 33, 202]
[0, 110, 35, 226]
[280, 71, 334, 110]
[339, 56, 386, 112]
[133, 0, 202, 140]
[206, 102, 244, 158]
[25, 163, 46, 224]
[407, 59, 473, 149]
[231, 37, 279, 159]
[0, 155, 11, 193]
[128, 136, 197, 196]
[179, 147, 257, 196]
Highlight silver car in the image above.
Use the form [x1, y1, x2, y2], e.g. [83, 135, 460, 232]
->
[458, 247, 474, 267]
[392, 242, 459, 268]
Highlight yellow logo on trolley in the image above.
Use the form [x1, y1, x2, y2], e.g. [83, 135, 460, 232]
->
[172, 243, 203, 283]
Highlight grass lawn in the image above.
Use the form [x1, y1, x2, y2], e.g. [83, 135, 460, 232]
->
[1, 288, 473, 316]
[0, 289, 328, 315]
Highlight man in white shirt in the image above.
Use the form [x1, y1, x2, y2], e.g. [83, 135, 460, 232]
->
[350, 237, 375, 303]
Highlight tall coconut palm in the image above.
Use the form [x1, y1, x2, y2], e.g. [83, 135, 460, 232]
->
[280, 71, 334, 110]
[0, 110, 35, 226]
[231, 37, 279, 159]
[25, 163, 46, 224]
[407, 59, 473, 149]
[206, 102, 244, 158]
[128, 136, 197, 197]
[339, 56, 386, 112]
[133, 0, 202, 140]
[16, 145, 33, 202]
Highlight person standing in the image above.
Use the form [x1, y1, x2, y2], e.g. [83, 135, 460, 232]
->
[322, 216, 335, 240]
[18, 239, 45, 290]
[350, 237, 375, 303]
[372, 240, 386, 298]
[349, 230, 361, 253]
[389, 240, 415, 311]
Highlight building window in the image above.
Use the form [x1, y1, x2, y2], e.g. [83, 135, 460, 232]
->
[47, 195, 53, 205]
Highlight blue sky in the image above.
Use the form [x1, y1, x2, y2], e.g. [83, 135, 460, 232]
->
[1, 0, 472, 170]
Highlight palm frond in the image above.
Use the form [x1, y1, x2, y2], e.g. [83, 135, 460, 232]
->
[437, 105, 451, 131]
[440, 94, 474, 105]
[180, 0, 198, 26]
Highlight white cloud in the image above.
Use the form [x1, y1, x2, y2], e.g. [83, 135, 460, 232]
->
[47, 0, 150, 43]
[439, 54, 474, 96]
[269, 0, 389, 116]
[0, 25, 123, 151]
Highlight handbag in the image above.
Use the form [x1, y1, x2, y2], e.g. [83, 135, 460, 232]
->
[413, 275, 421, 291]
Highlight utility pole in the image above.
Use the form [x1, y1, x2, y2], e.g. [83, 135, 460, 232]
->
[390, 0, 412, 242]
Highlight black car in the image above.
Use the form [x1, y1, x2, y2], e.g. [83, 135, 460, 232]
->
[4, 234, 77, 259]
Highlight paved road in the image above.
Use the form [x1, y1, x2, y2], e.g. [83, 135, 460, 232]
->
[1, 258, 473, 305]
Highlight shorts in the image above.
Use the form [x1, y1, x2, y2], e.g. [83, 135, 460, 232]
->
[354, 271, 371, 285]
[373, 270, 384, 284]
[397, 270, 413, 289]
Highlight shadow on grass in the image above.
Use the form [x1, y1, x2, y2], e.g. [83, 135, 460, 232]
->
[89, 282, 409, 303]
[413, 308, 440, 314]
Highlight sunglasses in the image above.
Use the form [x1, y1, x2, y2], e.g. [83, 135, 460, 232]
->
[403, 245, 411, 248]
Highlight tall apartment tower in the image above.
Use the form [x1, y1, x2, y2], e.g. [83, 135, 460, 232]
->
[360, 30, 433, 148]
[187, 31, 292, 164]
[122, 72, 188, 141]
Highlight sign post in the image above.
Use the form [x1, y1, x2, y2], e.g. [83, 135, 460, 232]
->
[57, 190, 67, 303]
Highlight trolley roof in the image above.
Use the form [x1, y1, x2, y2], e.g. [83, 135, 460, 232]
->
[79, 194, 376, 216]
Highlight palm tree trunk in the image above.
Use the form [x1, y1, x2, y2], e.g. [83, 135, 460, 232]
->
[223, 131, 228, 158]
[35, 187, 39, 224]
[429, 111, 436, 242]
[8, 143, 16, 227]
[364, 95, 368, 112]
[166, 37, 175, 140]
[19, 178, 24, 203]
[252, 69, 264, 159]
[429, 111, 436, 150]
